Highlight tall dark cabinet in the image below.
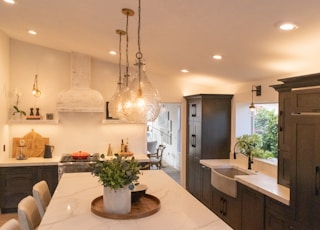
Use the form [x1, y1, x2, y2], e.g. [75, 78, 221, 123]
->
[185, 94, 233, 202]
[271, 74, 320, 229]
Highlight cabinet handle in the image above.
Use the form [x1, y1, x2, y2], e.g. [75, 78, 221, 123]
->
[191, 104, 197, 117]
[219, 197, 227, 216]
[219, 197, 224, 214]
[279, 110, 283, 132]
[191, 134, 196, 147]
[316, 166, 320, 195]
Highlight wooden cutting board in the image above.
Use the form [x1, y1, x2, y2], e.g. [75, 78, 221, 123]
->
[12, 129, 49, 158]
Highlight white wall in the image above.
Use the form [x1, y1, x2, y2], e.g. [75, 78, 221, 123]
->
[4, 38, 289, 182]
[8, 40, 147, 157]
[0, 31, 10, 161]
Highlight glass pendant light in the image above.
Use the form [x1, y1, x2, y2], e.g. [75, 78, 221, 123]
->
[32, 74, 41, 98]
[108, 29, 126, 119]
[108, 8, 134, 120]
[122, 0, 161, 123]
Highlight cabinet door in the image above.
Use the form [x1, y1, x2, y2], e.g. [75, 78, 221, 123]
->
[278, 91, 292, 188]
[201, 165, 213, 209]
[193, 157, 202, 200]
[239, 184, 264, 230]
[186, 153, 196, 195]
[0, 167, 34, 212]
[291, 115, 320, 229]
[201, 98, 231, 159]
[212, 187, 240, 229]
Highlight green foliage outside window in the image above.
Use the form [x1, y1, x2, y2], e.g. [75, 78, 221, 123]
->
[237, 107, 278, 159]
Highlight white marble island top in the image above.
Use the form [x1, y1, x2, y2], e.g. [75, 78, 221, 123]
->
[200, 159, 290, 205]
[39, 171, 232, 230]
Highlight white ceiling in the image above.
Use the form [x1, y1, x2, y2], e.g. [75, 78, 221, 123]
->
[1, 0, 320, 84]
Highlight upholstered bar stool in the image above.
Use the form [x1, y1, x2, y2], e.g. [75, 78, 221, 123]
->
[0, 219, 20, 230]
[32, 180, 51, 218]
[18, 196, 41, 230]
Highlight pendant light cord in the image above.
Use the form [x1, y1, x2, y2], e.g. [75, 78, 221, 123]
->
[125, 10, 130, 87]
[136, 0, 143, 92]
[118, 32, 122, 88]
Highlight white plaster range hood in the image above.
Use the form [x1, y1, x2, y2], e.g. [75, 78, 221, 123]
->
[56, 53, 104, 112]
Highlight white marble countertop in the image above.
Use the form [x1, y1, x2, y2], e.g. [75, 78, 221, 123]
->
[0, 153, 149, 167]
[200, 159, 290, 205]
[0, 157, 60, 167]
[105, 153, 150, 163]
[39, 171, 232, 230]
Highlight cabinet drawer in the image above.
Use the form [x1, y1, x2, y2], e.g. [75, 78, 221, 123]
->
[292, 88, 320, 113]
[265, 197, 290, 217]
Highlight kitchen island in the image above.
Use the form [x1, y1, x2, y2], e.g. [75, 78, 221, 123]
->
[39, 170, 232, 230]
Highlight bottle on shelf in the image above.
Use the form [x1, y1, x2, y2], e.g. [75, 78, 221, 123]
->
[124, 138, 128, 152]
[107, 144, 113, 156]
[120, 139, 125, 152]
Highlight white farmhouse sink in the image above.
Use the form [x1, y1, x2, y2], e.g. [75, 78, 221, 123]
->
[211, 166, 255, 198]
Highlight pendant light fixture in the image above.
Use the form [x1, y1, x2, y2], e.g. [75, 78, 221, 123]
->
[122, 0, 161, 123]
[108, 29, 126, 119]
[108, 8, 134, 120]
[249, 85, 261, 112]
[32, 74, 41, 98]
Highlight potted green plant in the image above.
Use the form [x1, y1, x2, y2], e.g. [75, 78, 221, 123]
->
[92, 154, 141, 214]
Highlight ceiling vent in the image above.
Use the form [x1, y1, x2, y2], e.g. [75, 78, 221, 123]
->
[56, 53, 104, 112]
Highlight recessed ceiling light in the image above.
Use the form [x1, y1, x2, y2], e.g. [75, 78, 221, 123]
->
[3, 0, 15, 4]
[181, 69, 189, 73]
[28, 30, 37, 35]
[212, 55, 222, 60]
[109, 50, 117, 55]
[278, 22, 298, 31]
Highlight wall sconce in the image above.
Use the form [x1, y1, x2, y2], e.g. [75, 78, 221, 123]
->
[249, 85, 261, 111]
[32, 74, 41, 98]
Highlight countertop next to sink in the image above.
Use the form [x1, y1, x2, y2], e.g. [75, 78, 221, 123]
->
[0, 157, 60, 167]
[200, 159, 290, 206]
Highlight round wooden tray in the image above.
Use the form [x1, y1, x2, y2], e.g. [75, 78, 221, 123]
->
[91, 194, 160, 219]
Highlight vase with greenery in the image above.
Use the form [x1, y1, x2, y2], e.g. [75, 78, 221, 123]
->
[11, 90, 26, 120]
[92, 154, 141, 214]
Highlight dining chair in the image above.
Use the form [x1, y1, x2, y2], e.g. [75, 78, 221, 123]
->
[147, 140, 157, 154]
[18, 196, 41, 230]
[147, 145, 166, 169]
[32, 180, 51, 218]
[0, 219, 20, 230]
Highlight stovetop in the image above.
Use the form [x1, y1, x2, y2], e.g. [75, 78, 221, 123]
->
[60, 153, 100, 163]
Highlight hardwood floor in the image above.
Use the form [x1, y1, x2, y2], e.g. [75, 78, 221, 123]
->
[0, 212, 18, 227]
[162, 165, 180, 184]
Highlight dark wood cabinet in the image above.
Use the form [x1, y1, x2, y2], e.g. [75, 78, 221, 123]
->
[212, 187, 240, 229]
[0, 165, 58, 213]
[185, 94, 233, 202]
[271, 73, 320, 229]
[238, 183, 264, 230]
